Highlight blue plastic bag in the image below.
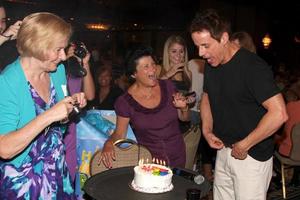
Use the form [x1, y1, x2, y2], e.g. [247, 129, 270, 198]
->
[75, 110, 136, 199]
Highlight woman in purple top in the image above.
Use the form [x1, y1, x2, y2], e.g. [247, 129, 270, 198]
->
[63, 43, 95, 183]
[101, 47, 189, 168]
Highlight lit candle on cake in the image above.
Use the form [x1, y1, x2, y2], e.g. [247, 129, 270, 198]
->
[138, 158, 144, 166]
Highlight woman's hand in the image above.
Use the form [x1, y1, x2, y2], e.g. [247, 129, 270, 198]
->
[99, 140, 115, 168]
[73, 43, 91, 68]
[172, 92, 187, 109]
[164, 63, 185, 78]
[46, 96, 76, 123]
[65, 43, 90, 67]
[45, 93, 86, 123]
[1, 20, 22, 40]
[71, 92, 87, 108]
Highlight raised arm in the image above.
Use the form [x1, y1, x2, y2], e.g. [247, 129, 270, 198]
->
[82, 54, 95, 101]
[0, 21, 21, 45]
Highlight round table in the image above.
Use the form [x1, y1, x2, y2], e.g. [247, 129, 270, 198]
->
[83, 166, 211, 200]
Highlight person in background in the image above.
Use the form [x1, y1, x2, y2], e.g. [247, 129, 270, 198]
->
[0, 0, 22, 71]
[88, 66, 123, 110]
[230, 31, 257, 53]
[188, 58, 204, 125]
[100, 47, 190, 168]
[0, 12, 87, 199]
[277, 83, 300, 187]
[63, 41, 95, 184]
[278, 87, 300, 157]
[114, 72, 130, 91]
[160, 35, 192, 92]
[160, 35, 192, 133]
[190, 9, 287, 199]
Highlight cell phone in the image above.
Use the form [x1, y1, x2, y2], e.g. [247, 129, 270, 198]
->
[184, 91, 196, 98]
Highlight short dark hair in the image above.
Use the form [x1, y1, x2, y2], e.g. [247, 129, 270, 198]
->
[190, 9, 231, 42]
[126, 46, 155, 77]
[0, 0, 4, 7]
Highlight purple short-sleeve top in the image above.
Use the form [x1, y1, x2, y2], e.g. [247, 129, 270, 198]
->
[114, 80, 186, 167]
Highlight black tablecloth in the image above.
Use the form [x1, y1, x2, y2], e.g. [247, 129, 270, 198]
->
[83, 166, 211, 200]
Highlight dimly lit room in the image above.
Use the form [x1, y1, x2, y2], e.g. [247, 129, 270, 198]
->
[0, 0, 300, 200]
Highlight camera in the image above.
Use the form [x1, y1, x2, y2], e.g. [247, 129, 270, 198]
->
[184, 91, 196, 98]
[68, 103, 82, 123]
[74, 41, 87, 59]
[63, 41, 88, 77]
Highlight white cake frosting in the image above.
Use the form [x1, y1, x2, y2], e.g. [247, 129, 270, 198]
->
[131, 163, 173, 193]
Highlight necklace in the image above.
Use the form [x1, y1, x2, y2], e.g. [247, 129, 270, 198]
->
[142, 93, 152, 99]
[140, 88, 153, 99]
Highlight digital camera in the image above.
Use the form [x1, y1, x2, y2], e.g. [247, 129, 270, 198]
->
[74, 42, 87, 59]
[68, 103, 82, 123]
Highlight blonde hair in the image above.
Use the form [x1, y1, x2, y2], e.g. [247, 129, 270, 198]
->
[162, 35, 191, 83]
[17, 12, 72, 61]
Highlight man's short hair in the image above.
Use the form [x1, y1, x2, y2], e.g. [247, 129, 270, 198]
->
[17, 12, 72, 61]
[190, 9, 231, 42]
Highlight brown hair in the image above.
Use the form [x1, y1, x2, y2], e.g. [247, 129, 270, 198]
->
[231, 31, 256, 53]
[190, 9, 231, 42]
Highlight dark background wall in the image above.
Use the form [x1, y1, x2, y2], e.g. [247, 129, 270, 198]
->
[3, 0, 300, 69]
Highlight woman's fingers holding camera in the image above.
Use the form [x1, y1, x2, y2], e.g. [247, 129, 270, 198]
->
[46, 100, 70, 123]
[71, 92, 87, 108]
[175, 63, 184, 71]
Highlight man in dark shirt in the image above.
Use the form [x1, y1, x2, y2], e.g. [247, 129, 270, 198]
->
[190, 9, 288, 199]
[0, 0, 21, 71]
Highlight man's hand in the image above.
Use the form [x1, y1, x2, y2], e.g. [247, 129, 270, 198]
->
[204, 132, 224, 149]
[231, 139, 249, 160]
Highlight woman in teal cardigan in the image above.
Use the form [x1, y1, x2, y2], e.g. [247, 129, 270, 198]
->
[0, 12, 86, 199]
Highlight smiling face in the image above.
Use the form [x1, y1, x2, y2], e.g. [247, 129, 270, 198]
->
[39, 37, 68, 72]
[98, 69, 112, 87]
[133, 55, 158, 87]
[168, 42, 185, 65]
[191, 30, 228, 67]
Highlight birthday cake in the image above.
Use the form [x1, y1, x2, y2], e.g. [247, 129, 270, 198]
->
[131, 163, 173, 193]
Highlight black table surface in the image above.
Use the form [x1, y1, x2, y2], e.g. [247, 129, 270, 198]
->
[83, 166, 211, 200]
